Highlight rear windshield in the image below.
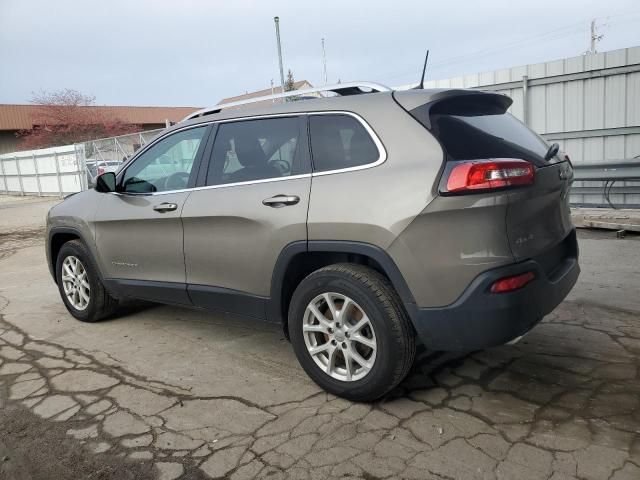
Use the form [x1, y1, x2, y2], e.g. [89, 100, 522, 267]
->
[412, 95, 554, 166]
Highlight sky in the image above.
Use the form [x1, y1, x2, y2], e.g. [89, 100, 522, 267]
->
[1, 0, 639, 107]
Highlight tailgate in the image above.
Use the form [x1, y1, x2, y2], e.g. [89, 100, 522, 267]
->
[506, 161, 574, 260]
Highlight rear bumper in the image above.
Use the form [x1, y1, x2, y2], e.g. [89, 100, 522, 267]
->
[405, 230, 579, 351]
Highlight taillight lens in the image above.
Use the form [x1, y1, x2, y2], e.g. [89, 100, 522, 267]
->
[490, 271, 535, 293]
[444, 159, 535, 193]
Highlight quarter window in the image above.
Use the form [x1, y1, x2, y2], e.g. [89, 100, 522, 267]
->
[206, 117, 301, 185]
[309, 115, 379, 172]
[121, 127, 207, 193]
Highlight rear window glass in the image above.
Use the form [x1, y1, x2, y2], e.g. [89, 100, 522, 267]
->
[413, 96, 552, 166]
[309, 115, 379, 172]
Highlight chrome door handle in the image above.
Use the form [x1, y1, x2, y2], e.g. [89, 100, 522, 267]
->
[153, 202, 178, 212]
[262, 195, 300, 208]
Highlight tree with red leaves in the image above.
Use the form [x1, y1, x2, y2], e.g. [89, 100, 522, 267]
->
[17, 89, 141, 150]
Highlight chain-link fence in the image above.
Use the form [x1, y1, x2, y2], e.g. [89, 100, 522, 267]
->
[0, 129, 164, 196]
[81, 129, 163, 185]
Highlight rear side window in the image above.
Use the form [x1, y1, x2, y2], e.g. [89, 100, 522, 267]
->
[413, 95, 553, 167]
[206, 117, 302, 185]
[309, 114, 379, 172]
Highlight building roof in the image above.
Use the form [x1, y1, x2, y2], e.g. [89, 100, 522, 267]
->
[0, 104, 202, 131]
[218, 80, 313, 105]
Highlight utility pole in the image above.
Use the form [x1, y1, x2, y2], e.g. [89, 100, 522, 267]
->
[321, 38, 328, 85]
[588, 19, 603, 54]
[274, 17, 286, 94]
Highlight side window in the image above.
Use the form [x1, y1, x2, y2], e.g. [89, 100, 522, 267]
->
[121, 126, 207, 193]
[206, 117, 300, 186]
[309, 114, 379, 172]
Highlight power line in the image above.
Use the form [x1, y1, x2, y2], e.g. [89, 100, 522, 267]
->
[374, 11, 640, 83]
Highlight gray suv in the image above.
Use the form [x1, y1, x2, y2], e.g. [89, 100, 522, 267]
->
[46, 83, 579, 401]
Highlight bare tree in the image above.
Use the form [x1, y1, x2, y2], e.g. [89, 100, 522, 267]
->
[17, 89, 141, 150]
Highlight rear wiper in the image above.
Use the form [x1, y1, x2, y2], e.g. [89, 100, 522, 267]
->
[544, 142, 560, 161]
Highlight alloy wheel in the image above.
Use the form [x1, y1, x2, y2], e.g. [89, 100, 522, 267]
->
[302, 292, 377, 381]
[61, 255, 91, 311]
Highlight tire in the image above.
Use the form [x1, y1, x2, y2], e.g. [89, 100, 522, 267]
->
[288, 263, 415, 402]
[55, 240, 119, 322]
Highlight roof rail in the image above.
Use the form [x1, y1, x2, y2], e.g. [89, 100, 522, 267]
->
[181, 81, 392, 122]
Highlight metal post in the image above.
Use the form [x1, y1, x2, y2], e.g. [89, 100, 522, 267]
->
[0, 157, 6, 194]
[54, 151, 63, 198]
[321, 38, 328, 85]
[522, 75, 529, 126]
[15, 155, 24, 196]
[33, 153, 42, 196]
[274, 16, 286, 94]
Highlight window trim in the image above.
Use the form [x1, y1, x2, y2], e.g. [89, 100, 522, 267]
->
[112, 110, 386, 196]
[307, 111, 387, 176]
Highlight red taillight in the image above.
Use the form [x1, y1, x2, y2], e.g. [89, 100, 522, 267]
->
[445, 159, 535, 193]
[490, 271, 535, 293]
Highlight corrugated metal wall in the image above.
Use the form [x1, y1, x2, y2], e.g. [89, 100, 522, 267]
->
[419, 46, 640, 207]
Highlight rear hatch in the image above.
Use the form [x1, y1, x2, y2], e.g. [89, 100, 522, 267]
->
[397, 90, 574, 261]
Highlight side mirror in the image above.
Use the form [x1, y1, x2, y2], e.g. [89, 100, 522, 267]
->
[95, 172, 116, 193]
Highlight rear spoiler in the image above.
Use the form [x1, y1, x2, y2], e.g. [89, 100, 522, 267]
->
[393, 89, 512, 129]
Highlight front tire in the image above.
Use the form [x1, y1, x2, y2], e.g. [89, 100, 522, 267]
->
[288, 264, 415, 402]
[56, 240, 119, 322]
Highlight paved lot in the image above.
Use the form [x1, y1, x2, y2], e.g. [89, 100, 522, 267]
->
[0, 195, 639, 480]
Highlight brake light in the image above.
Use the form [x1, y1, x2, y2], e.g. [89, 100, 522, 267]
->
[490, 271, 535, 293]
[445, 159, 534, 193]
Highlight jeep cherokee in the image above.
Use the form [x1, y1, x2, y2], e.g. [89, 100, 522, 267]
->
[46, 83, 579, 401]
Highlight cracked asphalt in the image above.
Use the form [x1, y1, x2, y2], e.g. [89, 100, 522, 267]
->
[0, 195, 639, 480]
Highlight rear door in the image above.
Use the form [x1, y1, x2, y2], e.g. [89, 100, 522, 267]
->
[182, 116, 311, 318]
[94, 125, 210, 304]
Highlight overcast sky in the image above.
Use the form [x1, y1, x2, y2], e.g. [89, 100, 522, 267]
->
[1, 0, 639, 107]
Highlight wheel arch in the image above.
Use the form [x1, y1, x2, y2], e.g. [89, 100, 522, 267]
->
[269, 241, 417, 336]
[48, 227, 92, 284]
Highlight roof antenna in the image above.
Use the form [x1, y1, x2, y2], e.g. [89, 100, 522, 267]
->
[415, 50, 429, 89]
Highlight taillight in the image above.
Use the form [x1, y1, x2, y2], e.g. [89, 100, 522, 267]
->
[490, 271, 535, 293]
[444, 158, 535, 193]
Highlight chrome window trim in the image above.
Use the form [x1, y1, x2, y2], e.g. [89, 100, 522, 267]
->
[114, 110, 386, 197]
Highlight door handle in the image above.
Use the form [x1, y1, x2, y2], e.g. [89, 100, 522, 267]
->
[153, 202, 178, 212]
[262, 195, 300, 208]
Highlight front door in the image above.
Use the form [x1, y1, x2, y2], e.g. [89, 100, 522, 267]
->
[94, 125, 210, 304]
[182, 116, 310, 318]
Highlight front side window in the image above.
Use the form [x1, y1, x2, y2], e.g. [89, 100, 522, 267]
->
[121, 126, 207, 193]
[206, 117, 301, 186]
[309, 114, 379, 172]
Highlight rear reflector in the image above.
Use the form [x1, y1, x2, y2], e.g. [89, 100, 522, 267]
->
[490, 271, 535, 293]
[445, 158, 534, 193]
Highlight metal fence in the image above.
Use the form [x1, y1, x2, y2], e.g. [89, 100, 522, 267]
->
[0, 129, 163, 197]
[83, 129, 162, 164]
[0, 144, 87, 197]
[409, 45, 640, 208]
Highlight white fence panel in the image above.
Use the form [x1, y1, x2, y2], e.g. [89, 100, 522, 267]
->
[0, 145, 85, 197]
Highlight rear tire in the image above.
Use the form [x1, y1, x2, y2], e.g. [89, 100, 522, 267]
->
[288, 263, 415, 402]
[56, 240, 119, 322]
